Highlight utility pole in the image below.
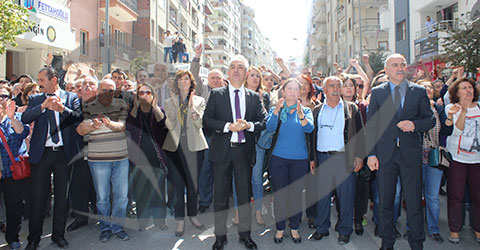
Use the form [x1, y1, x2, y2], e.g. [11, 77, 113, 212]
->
[358, 0, 363, 57]
[103, 0, 111, 75]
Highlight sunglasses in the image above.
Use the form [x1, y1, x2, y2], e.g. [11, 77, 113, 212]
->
[0, 95, 9, 99]
[138, 90, 152, 96]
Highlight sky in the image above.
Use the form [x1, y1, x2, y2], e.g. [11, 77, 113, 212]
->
[241, 0, 312, 63]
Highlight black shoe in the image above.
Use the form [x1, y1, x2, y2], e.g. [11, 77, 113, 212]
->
[52, 237, 69, 249]
[395, 227, 402, 239]
[374, 225, 379, 237]
[175, 221, 185, 237]
[198, 205, 209, 213]
[430, 233, 444, 243]
[66, 220, 88, 232]
[212, 236, 227, 250]
[115, 230, 130, 241]
[156, 223, 168, 231]
[99, 230, 112, 242]
[355, 223, 364, 236]
[291, 230, 301, 244]
[273, 235, 283, 244]
[189, 217, 206, 230]
[25, 242, 38, 250]
[379, 247, 394, 250]
[338, 235, 350, 245]
[403, 230, 410, 240]
[239, 236, 257, 249]
[273, 231, 284, 244]
[440, 187, 447, 196]
[308, 231, 329, 241]
[308, 218, 315, 229]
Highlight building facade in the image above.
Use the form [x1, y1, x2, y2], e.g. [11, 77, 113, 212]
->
[204, 0, 242, 73]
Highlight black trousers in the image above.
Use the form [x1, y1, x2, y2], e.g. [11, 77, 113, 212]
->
[69, 159, 96, 222]
[213, 144, 252, 238]
[166, 136, 201, 220]
[377, 147, 425, 250]
[1, 177, 25, 244]
[28, 148, 72, 244]
[354, 174, 370, 224]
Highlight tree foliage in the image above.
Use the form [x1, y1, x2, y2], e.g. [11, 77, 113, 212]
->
[0, 0, 34, 54]
[130, 53, 154, 75]
[366, 48, 387, 74]
[439, 20, 480, 75]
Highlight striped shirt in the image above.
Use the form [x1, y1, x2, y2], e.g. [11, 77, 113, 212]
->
[82, 98, 128, 162]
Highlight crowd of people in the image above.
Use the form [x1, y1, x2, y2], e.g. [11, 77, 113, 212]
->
[0, 43, 478, 250]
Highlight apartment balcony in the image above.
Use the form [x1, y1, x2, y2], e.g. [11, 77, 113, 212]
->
[415, 20, 458, 40]
[100, 0, 138, 22]
[204, 0, 213, 15]
[315, 28, 327, 41]
[204, 37, 214, 50]
[353, 18, 384, 36]
[353, 0, 387, 8]
[204, 17, 214, 32]
[414, 20, 457, 60]
[314, 5, 326, 23]
[210, 15, 231, 27]
[207, 30, 229, 39]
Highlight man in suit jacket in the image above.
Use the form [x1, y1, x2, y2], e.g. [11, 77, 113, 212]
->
[203, 55, 267, 250]
[366, 54, 435, 250]
[22, 67, 82, 250]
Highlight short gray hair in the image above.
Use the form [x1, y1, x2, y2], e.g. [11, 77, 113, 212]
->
[384, 53, 406, 68]
[323, 76, 343, 87]
[228, 55, 249, 69]
[99, 79, 116, 90]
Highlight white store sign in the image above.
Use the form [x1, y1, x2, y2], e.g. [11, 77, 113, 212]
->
[19, 0, 75, 50]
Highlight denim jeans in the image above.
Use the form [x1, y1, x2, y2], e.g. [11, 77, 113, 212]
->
[178, 52, 190, 63]
[422, 164, 443, 235]
[163, 47, 173, 63]
[373, 176, 401, 226]
[198, 136, 213, 207]
[89, 159, 129, 233]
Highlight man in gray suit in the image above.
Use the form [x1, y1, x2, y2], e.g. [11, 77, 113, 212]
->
[366, 54, 435, 250]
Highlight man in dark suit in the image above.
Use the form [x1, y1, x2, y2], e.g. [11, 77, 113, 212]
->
[366, 54, 435, 250]
[203, 55, 267, 250]
[22, 67, 82, 250]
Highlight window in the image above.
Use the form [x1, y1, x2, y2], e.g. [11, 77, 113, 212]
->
[396, 20, 406, 41]
[379, 41, 388, 50]
[335, 32, 337, 42]
[348, 18, 352, 31]
[151, 20, 155, 37]
[80, 31, 88, 55]
[158, 26, 164, 43]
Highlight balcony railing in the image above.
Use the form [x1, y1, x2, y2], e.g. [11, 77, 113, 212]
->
[415, 20, 458, 40]
[353, 18, 381, 34]
[353, 0, 387, 8]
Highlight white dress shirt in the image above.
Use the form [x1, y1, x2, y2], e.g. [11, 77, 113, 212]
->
[223, 84, 254, 143]
[45, 89, 64, 147]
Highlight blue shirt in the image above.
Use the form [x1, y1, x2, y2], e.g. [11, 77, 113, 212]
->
[0, 113, 29, 179]
[316, 100, 345, 152]
[266, 106, 314, 160]
[389, 81, 407, 108]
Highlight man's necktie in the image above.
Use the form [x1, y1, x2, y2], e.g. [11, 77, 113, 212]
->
[394, 85, 402, 119]
[47, 109, 59, 144]
[234, 89, 245, 143]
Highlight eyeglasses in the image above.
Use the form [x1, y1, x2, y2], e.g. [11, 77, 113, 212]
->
[99, 89, 114, 93]
[0, 95, 9, 99]
[138, 90, 152, 96]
